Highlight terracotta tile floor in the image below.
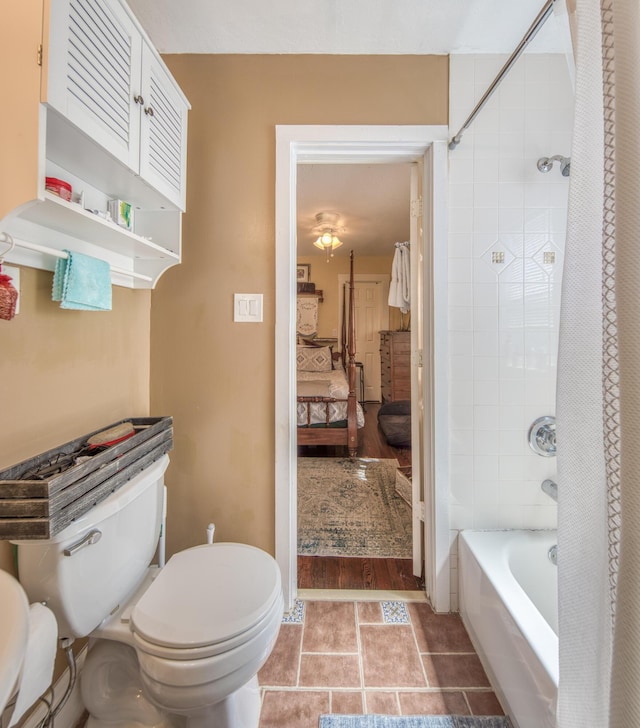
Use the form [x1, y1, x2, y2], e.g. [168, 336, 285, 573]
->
[258, 599, 504, 728]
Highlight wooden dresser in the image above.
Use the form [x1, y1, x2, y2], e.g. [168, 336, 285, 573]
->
[379, 331, 411, 403]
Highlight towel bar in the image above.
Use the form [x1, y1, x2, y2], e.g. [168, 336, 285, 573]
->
[0, 232, 153, 282]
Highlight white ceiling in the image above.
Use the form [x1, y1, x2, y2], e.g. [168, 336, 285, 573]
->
[126, 0, 572, 260]
[127, 0, 571, 55]
[297, 164, 411, 258]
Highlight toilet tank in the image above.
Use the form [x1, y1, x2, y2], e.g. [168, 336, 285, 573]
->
[14, 455, 168, 639]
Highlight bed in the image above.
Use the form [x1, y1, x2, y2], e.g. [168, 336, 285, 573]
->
[297, 251, 362, 457]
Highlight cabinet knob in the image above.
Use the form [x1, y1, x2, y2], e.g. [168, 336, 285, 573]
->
[144, 106, 155, 117]
[133, 94, 144, 105]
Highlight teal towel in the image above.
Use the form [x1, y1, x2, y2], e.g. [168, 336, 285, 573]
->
[52, 250, 112, 311]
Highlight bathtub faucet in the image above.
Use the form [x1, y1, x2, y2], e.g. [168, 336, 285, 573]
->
[541, 479, 558, 502]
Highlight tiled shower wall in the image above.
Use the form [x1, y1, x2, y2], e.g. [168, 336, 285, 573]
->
[447, 54, 574, 609]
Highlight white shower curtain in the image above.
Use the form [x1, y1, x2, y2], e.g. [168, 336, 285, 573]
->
[557, 1, 640, 726]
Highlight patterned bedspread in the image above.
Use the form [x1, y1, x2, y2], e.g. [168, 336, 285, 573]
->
[297, 368, 365, 428]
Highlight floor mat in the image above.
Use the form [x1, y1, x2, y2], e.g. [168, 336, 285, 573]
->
[319, 715, 512, 728]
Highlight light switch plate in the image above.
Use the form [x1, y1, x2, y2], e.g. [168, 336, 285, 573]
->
[234, 293, 263, 323]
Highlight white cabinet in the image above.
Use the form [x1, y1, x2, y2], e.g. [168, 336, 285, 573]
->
[46, 0, 143, 175]
[45, 0, 188, 210]
[138, 44, 188, 209]
[0, 0, 190, 289]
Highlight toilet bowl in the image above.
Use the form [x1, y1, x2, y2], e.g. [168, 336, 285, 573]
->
[0, 573, 57, 728]
[14, 456, 283, 728]
[85, 542, 283, 728]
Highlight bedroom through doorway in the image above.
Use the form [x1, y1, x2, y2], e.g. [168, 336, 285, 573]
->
[275, 124, 450, 613]
[295, 161, 419, 591]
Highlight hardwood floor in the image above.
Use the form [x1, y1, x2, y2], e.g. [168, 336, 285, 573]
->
[297, 402, 411, 467]
[298, 403, 418, 591]
[297, 555, 422, 590]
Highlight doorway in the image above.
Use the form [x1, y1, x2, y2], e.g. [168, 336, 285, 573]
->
[275, 125, 450, 612]
[296, 162, 416, 591]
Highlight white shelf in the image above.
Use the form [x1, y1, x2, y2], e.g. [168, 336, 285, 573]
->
[1, 191, 182, 289]
[19, 192, 180, 261]
[46, 108, 182, 213]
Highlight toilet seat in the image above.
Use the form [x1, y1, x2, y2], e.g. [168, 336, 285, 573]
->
[130, 543, 281, 660]
[134, 596, 283, 690]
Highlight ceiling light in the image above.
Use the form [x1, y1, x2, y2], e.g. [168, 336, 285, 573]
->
[312, 212, 344, 262]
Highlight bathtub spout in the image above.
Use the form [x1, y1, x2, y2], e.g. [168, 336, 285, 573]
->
[541, 479, 558, 502]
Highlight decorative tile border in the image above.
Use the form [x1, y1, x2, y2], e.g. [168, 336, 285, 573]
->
[381, 601, 410, 624]
[282, 599, 305, 624]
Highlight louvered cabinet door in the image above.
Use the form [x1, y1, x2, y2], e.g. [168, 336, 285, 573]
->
[45, 0, 142, 172]
[138, 44, 188, 210]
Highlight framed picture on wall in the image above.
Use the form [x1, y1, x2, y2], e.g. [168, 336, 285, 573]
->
[296, 264, 311, 282]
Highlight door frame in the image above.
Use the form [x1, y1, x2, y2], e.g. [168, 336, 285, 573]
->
[337, 273, 390, 403]
[275, 125, 450, 612]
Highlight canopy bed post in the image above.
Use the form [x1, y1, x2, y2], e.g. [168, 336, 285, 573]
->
[346, 251, 357, 457]
[341, 282, 347, 369]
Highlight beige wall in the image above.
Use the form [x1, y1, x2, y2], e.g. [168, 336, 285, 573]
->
[152, 54, 448, 557]
[0, 269, 151, 573]
[0, 0, 41, 220]
[0, 2, 152, 575]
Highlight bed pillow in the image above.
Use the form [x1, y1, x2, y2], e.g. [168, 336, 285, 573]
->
[296, 346, 333, 372]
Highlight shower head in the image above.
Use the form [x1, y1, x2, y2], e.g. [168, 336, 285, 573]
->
[537, 157, 554, 173]
[537, 155, 571, 177]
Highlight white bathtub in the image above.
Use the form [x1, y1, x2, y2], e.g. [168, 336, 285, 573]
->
[459, 529, 558, 728]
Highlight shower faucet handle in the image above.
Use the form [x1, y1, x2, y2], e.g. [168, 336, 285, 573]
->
[541, 479, 558, 502]
[528, 416, 557, 457]
[539, 426, 556, 450]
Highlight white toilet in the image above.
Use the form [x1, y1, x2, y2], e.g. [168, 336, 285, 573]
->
[14, 455, 283, 728]
[0, 571, 59, 728]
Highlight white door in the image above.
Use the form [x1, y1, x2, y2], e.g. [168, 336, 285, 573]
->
[354, 281, 382, 402]
[408, 151, 449, 612]
[139, 43, 189, 209]
[338, 275, 390, 403]
[410, 162, 425, 579]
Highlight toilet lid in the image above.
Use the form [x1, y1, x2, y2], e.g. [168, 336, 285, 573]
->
[130, 543, 281, 649]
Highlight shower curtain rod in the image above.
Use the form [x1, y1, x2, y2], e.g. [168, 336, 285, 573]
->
[448, 0, 555, 150]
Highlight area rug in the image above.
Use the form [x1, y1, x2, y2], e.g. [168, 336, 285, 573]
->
[297, 457, 412, 558]
[395, 466, 412, 507]
[319, 715, 512, 728]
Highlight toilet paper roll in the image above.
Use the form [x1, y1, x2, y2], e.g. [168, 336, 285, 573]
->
[10, 604, 58, 726]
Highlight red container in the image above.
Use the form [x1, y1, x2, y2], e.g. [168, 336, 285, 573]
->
[45, 177, 72, 202]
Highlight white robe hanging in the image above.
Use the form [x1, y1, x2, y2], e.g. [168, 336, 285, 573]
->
[388, 242, 410, 313]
